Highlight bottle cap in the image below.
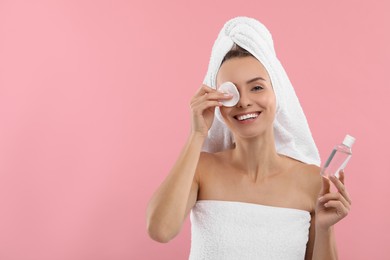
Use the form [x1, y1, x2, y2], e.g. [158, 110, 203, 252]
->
[342, 134, 356, 148]
[218, 82, 240, 107]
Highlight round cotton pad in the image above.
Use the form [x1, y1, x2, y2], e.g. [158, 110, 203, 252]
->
[218, 82, 240, 107]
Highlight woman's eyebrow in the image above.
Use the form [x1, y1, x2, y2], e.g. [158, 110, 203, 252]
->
[246, 77, 267, 84]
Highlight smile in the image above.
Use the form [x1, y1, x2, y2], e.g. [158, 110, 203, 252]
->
[234, 112, 261, 122]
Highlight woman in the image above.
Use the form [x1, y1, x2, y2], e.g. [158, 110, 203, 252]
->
[146, 17, 351, 260]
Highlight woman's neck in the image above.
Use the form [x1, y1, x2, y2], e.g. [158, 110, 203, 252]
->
[230, 132, 287, 181]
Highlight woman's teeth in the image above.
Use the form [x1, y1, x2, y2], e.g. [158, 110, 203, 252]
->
[236, 112, 260, 121]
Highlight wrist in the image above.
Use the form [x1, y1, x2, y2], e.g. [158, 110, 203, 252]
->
[315, 225, 334, 236]
[188, 132, 207, 146]
[189, 131, 208, 140]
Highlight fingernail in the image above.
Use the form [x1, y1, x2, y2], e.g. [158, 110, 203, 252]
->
[223, 93, 233, 96]
[318, 196, 324, 202]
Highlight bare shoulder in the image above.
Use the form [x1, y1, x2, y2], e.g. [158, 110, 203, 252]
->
[196, 151, 219, 179]
[297, 164, 322, 187]
[294, 163, 322, 208]
[198, 150, 227, 167]
[196, 150, 230, 185]
[198, 151, 218, 167]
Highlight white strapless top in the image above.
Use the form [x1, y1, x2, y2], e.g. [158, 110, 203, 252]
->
[189, 200, 311, 260]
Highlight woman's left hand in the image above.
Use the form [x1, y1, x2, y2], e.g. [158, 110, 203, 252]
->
[315, 170, 352, 230]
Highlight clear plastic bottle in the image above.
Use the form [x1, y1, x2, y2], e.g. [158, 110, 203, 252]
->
[321, 134, 356, 178]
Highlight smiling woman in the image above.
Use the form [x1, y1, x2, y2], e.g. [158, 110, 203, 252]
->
[146, 16, 352, 260]
[217, 53, 276, 135]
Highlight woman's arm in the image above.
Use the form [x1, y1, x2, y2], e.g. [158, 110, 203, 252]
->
[146, 85, 232, 243]
[309, 171, 352, 260]
[306, 213, 338, 260]
[146, 133, 205, 243]
[312, 225, 338, 259]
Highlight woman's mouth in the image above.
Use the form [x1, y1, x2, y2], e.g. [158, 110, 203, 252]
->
[234, 112, 261, 123]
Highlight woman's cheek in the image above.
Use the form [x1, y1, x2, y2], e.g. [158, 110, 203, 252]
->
[220, 107, 233, 122]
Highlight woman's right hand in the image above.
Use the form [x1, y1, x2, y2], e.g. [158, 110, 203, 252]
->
[189, 84, 233, 137]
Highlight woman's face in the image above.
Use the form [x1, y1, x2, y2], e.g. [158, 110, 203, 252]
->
[216, 56, 276, 139]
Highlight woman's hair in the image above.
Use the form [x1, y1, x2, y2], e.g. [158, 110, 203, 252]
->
[221, 44, 254, 65]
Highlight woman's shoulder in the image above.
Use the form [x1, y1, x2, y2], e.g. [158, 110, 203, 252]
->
[197, 151, 220, 171]
[292, 162, 322, 207]
[297, 163, 321, 179]
[293, 162, 321, 186]
[197, 150, 230, 177]
[199, 150, 229, 164]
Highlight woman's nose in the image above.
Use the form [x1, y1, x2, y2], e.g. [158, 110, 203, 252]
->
[236, 91, 252, 108]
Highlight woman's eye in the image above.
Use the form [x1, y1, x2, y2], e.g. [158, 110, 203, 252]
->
[252, 86, 263, 91]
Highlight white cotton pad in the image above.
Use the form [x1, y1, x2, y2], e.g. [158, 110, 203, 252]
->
[218, 82, 240, 107]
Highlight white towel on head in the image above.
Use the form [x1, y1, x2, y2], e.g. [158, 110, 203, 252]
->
[201, 16, 321, 166]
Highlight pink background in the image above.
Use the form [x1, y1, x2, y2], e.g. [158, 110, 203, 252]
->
[0, 0, 389, 259]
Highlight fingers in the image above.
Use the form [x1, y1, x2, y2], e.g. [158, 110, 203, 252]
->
[322, 200, 349, 218]
[191, 100, 222, 114]
[194, 84, 214, 96]
[191, 85, 233, 111]
[339, 170, 345, 184]
[317, 170, 352, 219]
[194, 84, 233, 100]
[329, 172, 352, 205]
[319, 192, 350, 210]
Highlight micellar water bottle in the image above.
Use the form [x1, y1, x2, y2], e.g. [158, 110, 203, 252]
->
[321, 134, 356, 178]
